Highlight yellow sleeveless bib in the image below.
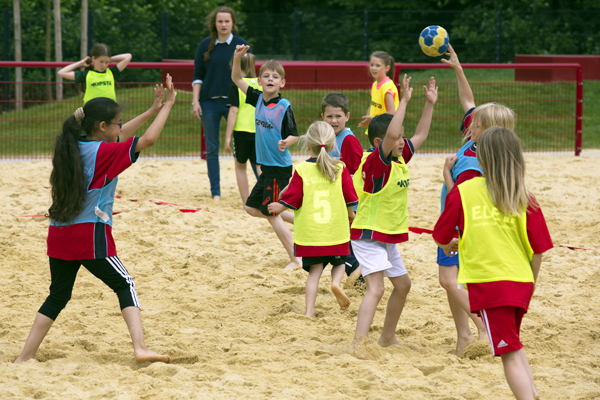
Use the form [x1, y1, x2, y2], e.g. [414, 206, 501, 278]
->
[84, 69, 116, 104]
[293, 162, 350, 246]
[369, 78, 399, 117]
[352, 152, 409, 235]
[457, 177, 534, 285]
[234, 77, 262, 133]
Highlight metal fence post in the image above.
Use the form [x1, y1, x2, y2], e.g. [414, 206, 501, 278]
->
[364, 10, 369, 61]
[161, 12, 168, 60]
[293, 7, 299, 61]
[88, 10, 93, 50]
[2, 8, 10, 112]
[496, 10, 501, 63]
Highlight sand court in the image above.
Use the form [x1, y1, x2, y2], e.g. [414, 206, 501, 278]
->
[0, 153, 599, 399]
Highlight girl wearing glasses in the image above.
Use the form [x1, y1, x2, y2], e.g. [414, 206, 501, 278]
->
[14, 76, 177, 365]
[58, 44, 131, 104]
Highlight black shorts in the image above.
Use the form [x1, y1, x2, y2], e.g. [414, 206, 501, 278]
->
[246, 172, 291, 216]
[344, 242, 360, 276]
[233, 130, 256, 164]
[302, 255, 346, 272]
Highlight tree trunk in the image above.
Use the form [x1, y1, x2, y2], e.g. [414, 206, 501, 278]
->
[54, 0, 62, 101]
[80, 0, 87, 59]
[13, 0, 22, 111]
[45, 0, 53, 101]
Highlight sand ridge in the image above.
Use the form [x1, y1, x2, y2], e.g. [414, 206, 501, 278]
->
[0, 154, 599, 399]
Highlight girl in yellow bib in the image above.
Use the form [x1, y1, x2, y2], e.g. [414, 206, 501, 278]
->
[58, 44, 132, 104]
[433, 128, 553, 400]
[268, 122, 358, 318]
[358, 51, 399, 130]
[225, 53, 262, 207]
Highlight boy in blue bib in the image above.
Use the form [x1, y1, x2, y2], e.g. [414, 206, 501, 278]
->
[232, 45, 300, 270]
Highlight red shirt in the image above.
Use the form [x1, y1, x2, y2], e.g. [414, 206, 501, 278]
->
[279, 159, 358, 257]
[339, 133, 364, 175]
[433, 188, 553, 311]
[350, 139, 414, 244]
[47, 136, 139, 260]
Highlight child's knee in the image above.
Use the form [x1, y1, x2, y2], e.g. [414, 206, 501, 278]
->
[367, 283, 385, 300]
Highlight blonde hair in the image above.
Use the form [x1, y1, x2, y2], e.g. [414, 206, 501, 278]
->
[476, 127, 536, 216]
[259, 60, 285, 79]
[469, 102, 515, 141]
[298, 121, 344, 183]
[230, 53, 257, 78]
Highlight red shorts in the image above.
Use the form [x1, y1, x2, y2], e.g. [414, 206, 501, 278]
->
[478, 306, 526, 356]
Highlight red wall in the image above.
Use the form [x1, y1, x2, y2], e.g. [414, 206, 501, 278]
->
[515, 55, 600, 81]
[161, 60, 401, 90]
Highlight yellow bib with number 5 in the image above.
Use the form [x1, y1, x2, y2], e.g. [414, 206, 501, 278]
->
[293, 161, 350, 247]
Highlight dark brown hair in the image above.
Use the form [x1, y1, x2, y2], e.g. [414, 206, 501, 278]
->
[370, 51, 395, 80]
[204, 7, 238, 61]
[321, 92, 349, 114]
[78, 44, 112, 93]
[48, 98, 121, 223]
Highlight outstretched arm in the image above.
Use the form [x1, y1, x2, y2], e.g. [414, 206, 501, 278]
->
[119, 83, 167, 142]
[381, 74, 412, 156]
[441, 45, 475, 113]
[225, 106, 239, 152]
[134, 74, 177, 152]
[232, 45, 250, 94]
[57, 57, 91, 81]
[411, 76, 438, 152]
[111, 53, 132, 72]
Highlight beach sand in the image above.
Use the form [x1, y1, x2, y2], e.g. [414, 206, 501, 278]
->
[0, 153, 599, 399]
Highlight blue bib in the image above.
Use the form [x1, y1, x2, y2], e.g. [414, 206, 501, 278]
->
[255, 94, 293, 167]
[329, 128, 355, 158]
[440, 140, 482, 212]
[51, 140, 119, 227]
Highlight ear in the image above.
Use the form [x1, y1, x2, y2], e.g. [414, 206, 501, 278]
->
[98, 121, 107, 132]
[280, 79, 286, 89]
[345, 112, 350, 120]
[373, 137, 382, 147]
[384, 65, 390, 72]
[320, 113, 324, 119]
[257, 77, 262, 86]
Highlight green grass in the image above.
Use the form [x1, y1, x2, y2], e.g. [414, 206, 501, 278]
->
[1, 72, 597, 158]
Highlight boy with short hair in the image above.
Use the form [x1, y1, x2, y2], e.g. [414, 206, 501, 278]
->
[321, 92, 365, 282]
[347, 75, 438, 359]
[321, 92, 364, 175]
[232, 45, 300, 270]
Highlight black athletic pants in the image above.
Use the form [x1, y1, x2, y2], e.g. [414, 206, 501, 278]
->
[39, 256, 139, 320]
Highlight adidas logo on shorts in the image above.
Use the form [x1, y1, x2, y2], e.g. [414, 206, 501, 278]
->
[497, 340, 508, 348]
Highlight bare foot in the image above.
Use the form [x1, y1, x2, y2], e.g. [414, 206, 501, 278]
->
[304, 312, 315, 319]
[378, 336, 402, 348]
[344, 267, 362, 289]
[134, 348, 172, 364]
[13, 354, 35, 364]
[284, 258, 301, 270]
[331, 283, 350, 310]
[455, 335, 476, 357]
[347, 342, 375, 360]
[213, 195, 221, 202]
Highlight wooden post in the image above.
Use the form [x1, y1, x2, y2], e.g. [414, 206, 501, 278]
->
[13, 0, 22, 111]
[45, 0, 53, 101]
[54, 0, 62, 101]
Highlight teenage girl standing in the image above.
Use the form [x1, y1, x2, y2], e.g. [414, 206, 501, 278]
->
[434, 127, 553, 400]
[225, 52, 262, 207]
[14, 76, 177, 364]
[268, 121, 358, 318]
[358, 51, 399, 130]
[58, 44, 131, 104]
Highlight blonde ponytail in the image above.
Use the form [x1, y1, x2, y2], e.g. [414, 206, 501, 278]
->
[298, 121, 344, 183]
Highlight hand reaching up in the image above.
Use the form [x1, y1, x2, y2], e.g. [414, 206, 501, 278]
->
[424, 76, 438, 105]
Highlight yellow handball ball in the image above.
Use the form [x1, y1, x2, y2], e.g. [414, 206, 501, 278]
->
[419, 26, 450, 57]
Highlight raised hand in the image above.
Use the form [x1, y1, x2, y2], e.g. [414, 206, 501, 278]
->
[164, 74, 177, 106]
[401, 74, 413, 102]
[149, 83, 166, 115]
[441, 44, 461, 70]
[80, 56, 91, 67]
[358, 115, 373, 128]
[424, 76, 438, 105]
[234, 44, 250, 59]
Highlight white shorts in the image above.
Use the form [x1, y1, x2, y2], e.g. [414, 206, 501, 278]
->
[351, 239, 408, 278]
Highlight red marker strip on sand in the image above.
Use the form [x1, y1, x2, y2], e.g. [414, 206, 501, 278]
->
[559, 244, 597, 252]
[409, 227, 434, 235]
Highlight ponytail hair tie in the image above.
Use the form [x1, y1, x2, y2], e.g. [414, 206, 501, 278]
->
[74, 107, 85, 123]
[320, 144, 326, 148]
